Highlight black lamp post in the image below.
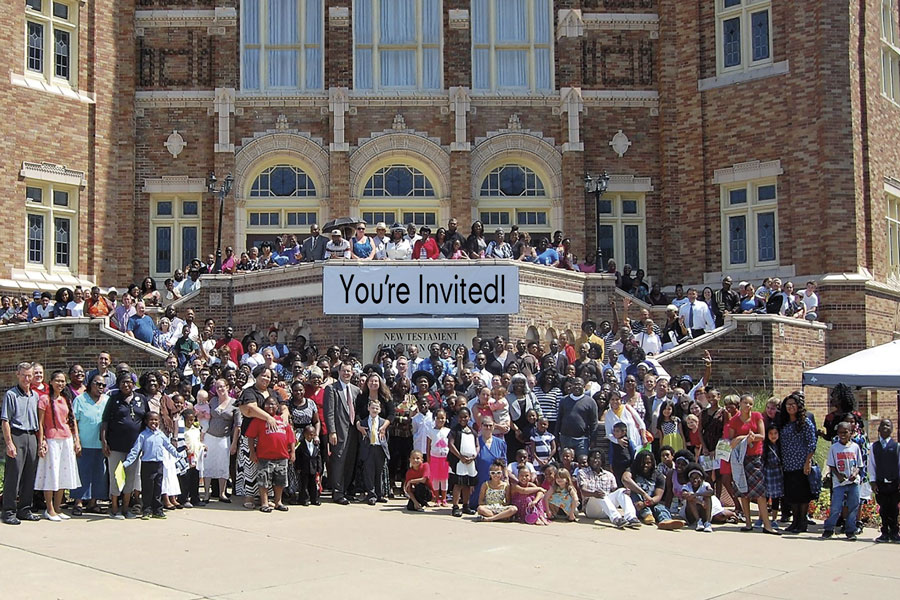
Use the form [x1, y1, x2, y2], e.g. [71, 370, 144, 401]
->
[584, 172, 610, 270]
[207, 172, 234, 273]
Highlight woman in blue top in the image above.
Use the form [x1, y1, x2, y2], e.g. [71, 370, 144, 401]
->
[777, 392, 818, 534]
[351, 223, 375, 260]
[469, 416, 507, 509]
[71, 374, 110, 515]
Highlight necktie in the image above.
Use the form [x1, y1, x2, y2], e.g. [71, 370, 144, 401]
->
[370, 418, 378, 444]
[689, 303, 694, 329]
[345, 386, 355, 425]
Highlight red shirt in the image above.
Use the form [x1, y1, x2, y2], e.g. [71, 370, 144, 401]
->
[215, 338, 244, 365]
[405, 462, 431, 485]
[727, 411, 764, 456]
[245, 415, 294, 460]
[305, 385, 326, 435]
[39, 395, 72, 440]
[412, 238, 440, 259]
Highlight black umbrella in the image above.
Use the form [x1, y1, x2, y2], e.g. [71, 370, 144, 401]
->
[323, 216, 360, 231]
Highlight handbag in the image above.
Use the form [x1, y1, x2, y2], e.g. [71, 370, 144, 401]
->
[808, 462, 823, 496]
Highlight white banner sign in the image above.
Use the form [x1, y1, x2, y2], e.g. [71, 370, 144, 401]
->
[323, 265, 519, 315]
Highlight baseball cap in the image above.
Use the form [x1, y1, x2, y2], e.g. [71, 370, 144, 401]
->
[331, 229, 342, 236]
[107, 286, 118, 295]
[32, 290, 41, 298]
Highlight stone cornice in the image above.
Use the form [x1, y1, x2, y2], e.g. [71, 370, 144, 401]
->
[135, 8, 237, 30]
[142, 175, 207, 195]
[20, 161, 87, 187]
[583, 12, 659, 37]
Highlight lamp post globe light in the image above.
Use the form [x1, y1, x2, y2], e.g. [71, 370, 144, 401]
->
[207, 172, 234, 273]
[584, 172, 610, 271]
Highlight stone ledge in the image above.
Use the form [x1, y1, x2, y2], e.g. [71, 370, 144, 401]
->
[698, 60, 790, 92]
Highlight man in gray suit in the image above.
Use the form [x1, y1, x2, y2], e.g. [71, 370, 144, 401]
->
[324, 363, 360, 504]
[298, 224, 327, 262]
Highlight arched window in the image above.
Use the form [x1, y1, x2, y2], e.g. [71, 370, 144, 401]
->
[479, 164, 545, 197]
[361, 165, 437, 226]
[477, 164, 550, 235]
[245, 163, 320, 250]
[250, 165, 317, 197]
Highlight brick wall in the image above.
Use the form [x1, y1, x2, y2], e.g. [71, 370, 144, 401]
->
[0, 318, 168, 390]
[658, 315, 830, 422]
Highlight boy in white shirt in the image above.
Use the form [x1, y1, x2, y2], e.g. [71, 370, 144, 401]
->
[801, 281, 819, 321]
[822, 422, 864, 541]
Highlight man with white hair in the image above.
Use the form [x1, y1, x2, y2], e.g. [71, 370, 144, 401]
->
[2, 362, 41, 525]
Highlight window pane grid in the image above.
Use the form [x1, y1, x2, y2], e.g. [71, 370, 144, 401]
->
[889, 194, 900, 277]
[717, 0, 772, 73]
[54, 217, 70, 266]
[472, 0, 552, 91]
[479, 165, 546, 197]
[250, 165, 317, 197]
[363, 165, 435, 197]
[361, 211, 395, 226]
[287, 211, 318, 226]
[401, 212, 436, 226]
[241, 0, 324, 91]
[722, 181, 778, 268]
[27, 21, 44, 72]
[28, 214, 44, 264]
[516, 211, 547, 226]
[354, 0, 442, 90]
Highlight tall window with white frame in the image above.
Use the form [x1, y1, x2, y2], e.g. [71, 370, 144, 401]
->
[881, 0, 900, 103]
[353, 0, 442, 90]
[241, 0, 324, 91]
[246, 164, 319, 250]
[24, 0, 78, 86]
[361, 165, 437, 227]
[25, 182, 78, 274]
[716, 0, 772, 75]
[721, 180, 779, 270]
[888, 192, 900, 279]
[150, 197, 202, 279]
[472, 0, 553, 92]
[478, 164, 552, 240]
[597, 193, 646, 271]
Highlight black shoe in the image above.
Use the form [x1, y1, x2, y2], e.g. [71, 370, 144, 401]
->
[462, 506, 475, 515]
[762, 528, 782, 536]
[875, 534, 891, 543]
[335, 497, 350, 505]
[376, 497, 388, 504]
[890, 533, 900, 543]
[312, 500, 321, 506]
[452, 506, 462, 517]
[2, 516, 21, 525]
[367, 497, 377, 506]
[19, 513, 40, 522]
[821, 530, 834, 539]
[301, 501, 310, 506]
[846, 532, 857, 541]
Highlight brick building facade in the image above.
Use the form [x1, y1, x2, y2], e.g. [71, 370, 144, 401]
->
[3, 0, 900, 362]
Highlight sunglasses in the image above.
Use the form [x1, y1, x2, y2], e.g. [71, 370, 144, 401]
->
[357, 227, 366, 231]
[94, 382, 106, 387]
[489, 470, 503, 475]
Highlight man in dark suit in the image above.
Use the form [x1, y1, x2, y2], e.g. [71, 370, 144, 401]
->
[324, 362, 361, 504]
[298, 224, 326, 262]
[296, 424, 322, 506]
[542, 338, 569, 374]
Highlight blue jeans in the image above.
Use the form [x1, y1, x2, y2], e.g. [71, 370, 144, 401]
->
[631, 492, 673, 522]
[824, 483, 860, 533]
[559, 435, 590, 458]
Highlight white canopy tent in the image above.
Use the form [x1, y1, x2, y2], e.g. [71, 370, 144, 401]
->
[802, 340, 900, 389]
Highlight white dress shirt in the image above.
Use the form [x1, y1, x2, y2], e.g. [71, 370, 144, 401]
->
[678, 300, 716, 332]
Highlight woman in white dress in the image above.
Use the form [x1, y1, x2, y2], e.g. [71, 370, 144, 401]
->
[35, 371, 82, 521]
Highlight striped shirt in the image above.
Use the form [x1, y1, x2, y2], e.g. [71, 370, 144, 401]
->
[533, 386, 561, 422]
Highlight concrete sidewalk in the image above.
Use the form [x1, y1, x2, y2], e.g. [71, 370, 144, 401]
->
[0, 500, 896, 599]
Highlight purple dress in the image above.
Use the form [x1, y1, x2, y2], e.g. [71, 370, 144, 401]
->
[512, 489, 548, 524]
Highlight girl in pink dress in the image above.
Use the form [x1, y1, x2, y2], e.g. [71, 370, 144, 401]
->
[427, 409, 451, 506]
[511, 468, 549, 525]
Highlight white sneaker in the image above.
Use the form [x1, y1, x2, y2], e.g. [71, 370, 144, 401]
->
[703, 522, 713, 533]
[696, 520, 705, 531]
[43, 511, 61, 522]
[58, 512, 71, 520]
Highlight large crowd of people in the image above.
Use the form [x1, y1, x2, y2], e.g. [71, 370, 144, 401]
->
[2, 307, 895, 542]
